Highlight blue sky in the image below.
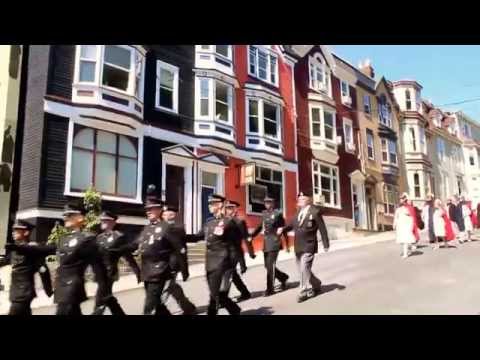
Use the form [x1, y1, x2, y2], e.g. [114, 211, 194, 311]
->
[330, 45, 480, 119]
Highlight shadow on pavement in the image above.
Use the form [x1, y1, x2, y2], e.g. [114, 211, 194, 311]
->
[321, 283, 346, 295]
[416, 245, 429, 249]
[410, 251, 423, 257]
[236, 290, 264, 302]
[241, 306, 274, 315]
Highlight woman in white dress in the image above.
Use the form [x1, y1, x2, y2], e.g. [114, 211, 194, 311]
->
[461, 196, 473, 242]
[393, 193, 417, 259]
[433, 199, 446, 250]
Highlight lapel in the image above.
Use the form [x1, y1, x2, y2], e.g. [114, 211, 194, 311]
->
[298, 206, 310, 227]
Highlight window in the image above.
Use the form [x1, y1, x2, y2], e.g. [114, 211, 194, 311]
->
[247, 98, 281, 140]
[378, 95, 392, 127]
[343, 119, 354, 152]
[470, 155, 475, 166]
[419, 127, 426, 153]
[70, 125, 138, 198]
[413, 173, 421, 198]
[384, 184, 398, 215]
[341, 80, 351, 105]
[201, 171, 218, 224]
[310, 106, 336, 142]
[78, 45, 97, 83]
[196, 77, 233, 124]
[381, 138, 397, 165]
[309, 54, 330, 94]
[156, 61, 179, 113]
[366, 129, 375, 160]
[248, 166, 283, 213]
[436, 138, 445, 161]
[457, 176, 463, 195]
[409, 127, 417, 152]
[312, 161, 339, 208]
[102, 45, 132, 92]
[463, 123, 471, 138]
[248, 46, 278, 86]
[405, 89, 412, 110]
[363, 95, 371, 115]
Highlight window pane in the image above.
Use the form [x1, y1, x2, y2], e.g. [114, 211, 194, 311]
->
[270, 56, 277, 83]
[215, 82, 229, 122]
[104, 45, 131, 69]
[215, 45, 229, 57]
[322, 190, 331, 204]
[80, 45, 97, 60]
[200, 78, 209, 116]
[80, 62, 96, 82]
[258, 51, 267, 80]
[264, 103, 277, 120]
[249, 47, 257, 74]
[320, 166, 330, 175]
[119, 136, 137, 158]
[96, 131, 117, 154]
[313, 174, 319, 188]
[73, 128, 94, 150]
[160, 88, 173, 109]
[160, 68, 174, 89]
[260, 167, 271, 181]
[324, 127, 333, 140]
[311, 108, 321, 123]
[95, 153, 116, 194]
[216, 101, 228, 121]
[249, 100, 259, 133]
[341, 81, 348, 95]
[273, 171, 282, 183]
[118, 158, 137, 197]
[264, 119, 277, 137]
[202, 172, 217, 187]
[324, 112, 334, 127]
[71, 149, 93, 190]
[312, 123, 321, 137]
[102, 65, 129, 91]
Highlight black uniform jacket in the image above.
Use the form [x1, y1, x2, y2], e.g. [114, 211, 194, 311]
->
[229, 217, 249, 267]
[185, 216, 237, 273]
[135, 220, 188, 282]
[0, 242, 53, 302]
[96, 230, 140, 282]
[165, 222, 189, 276]
[282, 205, 330, 254]
[250, 209, 286, 252]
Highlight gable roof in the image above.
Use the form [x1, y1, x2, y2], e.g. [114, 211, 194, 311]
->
[376, 76, 400, 111]
[287, 45, 336, 74]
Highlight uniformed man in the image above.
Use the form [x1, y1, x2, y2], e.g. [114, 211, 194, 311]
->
[281, 191, 330, 303]
[224, 200, 254, 302]
[135, 185, 189, 315]
[249, 196, 289, 297]
[186, 194, 241, 315]
[91, 211, 141, 315]
[161, 204, 197, 315]
[54, 201, 109, 315]
[0, 220, 53, 315]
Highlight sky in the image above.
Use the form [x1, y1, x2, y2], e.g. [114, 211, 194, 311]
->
[330, 45, 480, 120]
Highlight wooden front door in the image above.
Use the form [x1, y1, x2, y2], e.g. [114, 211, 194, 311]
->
[165, 165, 185, 223]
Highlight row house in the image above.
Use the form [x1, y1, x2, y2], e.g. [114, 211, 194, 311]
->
[13, 45, 299, 245]
[0, 45, 23, 250]
[424, 103, 465, 201]
[392, 80, 434, 207]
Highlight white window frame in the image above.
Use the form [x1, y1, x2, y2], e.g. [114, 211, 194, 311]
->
[246, 165, 284, 215]
[77, 45, 99, 84]
[379, 96, 392, 128]
[312, 160, 340, 209]
[366, 129, 375, 160]
[248, 45, 279, 87]
[246, 97, 281, 142]
[343, 118, 355, 153]
[309, 104, 337, 143]
[155, 60, 179, 114]
[384, 184, 398, 215]
[340, 80, 351, 106]
[405, 89, 412, 110]
[101, 45, 136, 95]
[195, 76, 234, 126]
[413, 172, 421, 199]
[308, 54, 331, 96]
[381, 138, 397, 165]
[64, 119, 143, 204]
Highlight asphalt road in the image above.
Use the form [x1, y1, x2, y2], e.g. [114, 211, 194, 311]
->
[32, 234, 480, 315]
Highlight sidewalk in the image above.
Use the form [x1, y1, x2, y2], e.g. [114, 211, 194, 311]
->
[0, 230, 395, 314]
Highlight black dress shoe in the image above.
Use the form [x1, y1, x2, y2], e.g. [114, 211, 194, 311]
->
[264, 289, 274, 297]
[237, 293, 251, 302]
[297, 293, 309, 303]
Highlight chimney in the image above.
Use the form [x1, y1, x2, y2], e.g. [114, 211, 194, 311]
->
[358, 58, 375, 79]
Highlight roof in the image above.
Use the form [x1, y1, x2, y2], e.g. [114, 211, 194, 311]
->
[392, 80, 423, 90]
[332, 52, 376, 89]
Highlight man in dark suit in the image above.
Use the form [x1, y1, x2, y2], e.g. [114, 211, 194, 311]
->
[281, 191, 330, 303]
[249, 196, 289, 297]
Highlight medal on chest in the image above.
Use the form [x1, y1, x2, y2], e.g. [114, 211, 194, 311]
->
[213, 221, 224, 236]
[68, 238, 78, 248]
[107, 236, 114, 243]
[155, 227, 162, 234]
[148, 234, 155, 245]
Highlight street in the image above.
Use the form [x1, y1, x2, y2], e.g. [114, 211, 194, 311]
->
[32, 233, 480, 315]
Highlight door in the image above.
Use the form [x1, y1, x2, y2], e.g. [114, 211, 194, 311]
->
[165, 165, 185, 223]
[366, 186, 376, 230]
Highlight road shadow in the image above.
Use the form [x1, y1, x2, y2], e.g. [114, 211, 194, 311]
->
[241, 306, 274, 315]
[441, 245, 457, 249]
[282, 281, 299, 290]
[321, 283, 346, 295]
[236, 290, 264, 303]
[416, 245, 429, 249]
[410, 250, 423, 257]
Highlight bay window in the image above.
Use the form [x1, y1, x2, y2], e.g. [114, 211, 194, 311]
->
[156, 60, 179, 113]
[102, 45, 132, 92]
[247, 166, 283, 213]
[70, 125, 138, 198]
[312, 160, 339, 208]
[79, 45, 97, 83]
[309, 105, 336, 142]
[248, 46, 278, 86]
[196, 77, 233, 124]
[247, 98, 281, 140]
[341, 80, 351, 105]
[381, 138, 397, 165]
[378, 95, 392, 127]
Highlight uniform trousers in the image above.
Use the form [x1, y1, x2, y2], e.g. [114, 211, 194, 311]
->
[295, 252, 322, 294]
[264, 251, 288, 292]
[92, 280, 125, 315]
[162, 272, 196, 314]
[206, 266, 240, 315]
[143, 279, 171, 315]
[8, 301, 32, 315]
[56, 303, 82, 315]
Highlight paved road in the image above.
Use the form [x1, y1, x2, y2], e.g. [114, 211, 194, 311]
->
[32, 235, 480, 315]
